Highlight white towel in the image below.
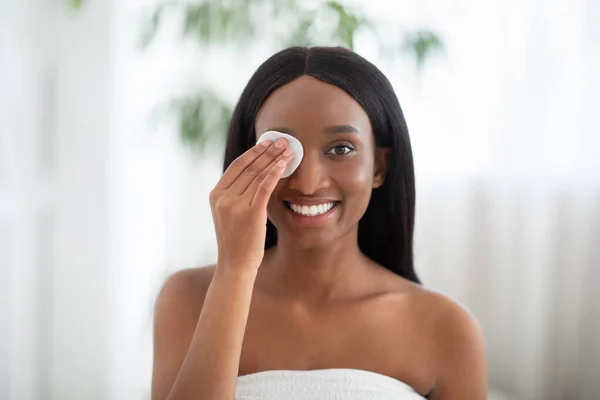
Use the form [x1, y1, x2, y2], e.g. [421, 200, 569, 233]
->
[235, 368, 426, 400]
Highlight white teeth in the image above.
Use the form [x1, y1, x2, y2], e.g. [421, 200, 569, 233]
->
[289, 202, 336, 217]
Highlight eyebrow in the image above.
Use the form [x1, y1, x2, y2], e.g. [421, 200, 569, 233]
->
[325, 125, 360, 134]
[265, 125, 360, 136]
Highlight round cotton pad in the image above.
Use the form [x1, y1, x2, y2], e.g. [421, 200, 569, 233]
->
[256, 130, 304, 178]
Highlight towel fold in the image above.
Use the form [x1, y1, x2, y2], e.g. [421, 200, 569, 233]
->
[236, 368, 426, 400]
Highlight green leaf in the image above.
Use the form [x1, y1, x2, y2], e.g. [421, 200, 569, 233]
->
[69, 0, 86, 10]
[323, 0, 367, 50]
[169, 91, 233, 153]
[141, 1, 261, 49]
[402, 30, 444, 70]
[139, 8, 162, 49]
[180, 2, 256, 46]
[284, 11, 317, 48]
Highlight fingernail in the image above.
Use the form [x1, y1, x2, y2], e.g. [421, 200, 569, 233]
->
[260, 140, 272, 147]
[277, 160, 287, 167]
[274, 138, 286, 148]
[283, 148, 293, 157]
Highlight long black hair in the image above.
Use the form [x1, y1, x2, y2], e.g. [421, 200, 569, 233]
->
[223, 46, 420, 284]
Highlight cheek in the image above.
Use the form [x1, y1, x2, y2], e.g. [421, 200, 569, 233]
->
[332, 156, 374, 195]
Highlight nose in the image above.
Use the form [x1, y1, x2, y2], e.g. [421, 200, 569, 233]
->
[285, 152, 329, 195]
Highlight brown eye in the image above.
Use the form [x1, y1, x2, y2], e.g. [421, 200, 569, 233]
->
[326, 145, 355, 156]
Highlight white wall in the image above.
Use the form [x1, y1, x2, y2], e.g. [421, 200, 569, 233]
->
[50, 2, 113, 398]
[1, 0, 113, 398]
[1, 2, 41, 397]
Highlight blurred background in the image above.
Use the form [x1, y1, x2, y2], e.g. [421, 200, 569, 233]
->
[1, 0, 599, 399]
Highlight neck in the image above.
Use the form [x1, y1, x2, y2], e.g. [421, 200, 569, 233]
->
[258, 229, 372, 302]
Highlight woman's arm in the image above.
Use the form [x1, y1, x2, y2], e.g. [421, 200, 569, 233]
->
[151, 266, 257, 400]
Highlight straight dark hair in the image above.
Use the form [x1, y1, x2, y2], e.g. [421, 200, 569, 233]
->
[223, 46, 420, 284]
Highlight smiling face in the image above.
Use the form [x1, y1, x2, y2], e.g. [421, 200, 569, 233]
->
[255, 75, 388, 249]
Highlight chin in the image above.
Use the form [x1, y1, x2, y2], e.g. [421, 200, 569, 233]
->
[278, 229, 340, 251]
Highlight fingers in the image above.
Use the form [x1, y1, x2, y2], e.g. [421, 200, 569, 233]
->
[228, 138, 289, 195]
[245, 144, 293, 196]
[251, 158, 288, 209]
[215, 139, 273, 190]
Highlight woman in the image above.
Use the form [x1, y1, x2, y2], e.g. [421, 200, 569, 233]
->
[151, 46, 487, 400]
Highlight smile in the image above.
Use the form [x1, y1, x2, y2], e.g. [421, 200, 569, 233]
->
[284, 201, 340, 217]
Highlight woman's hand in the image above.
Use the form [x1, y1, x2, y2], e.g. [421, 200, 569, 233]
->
[209, 138, 293, 274]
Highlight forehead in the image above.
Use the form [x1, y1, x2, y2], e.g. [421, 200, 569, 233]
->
[255, 75, 371, 137]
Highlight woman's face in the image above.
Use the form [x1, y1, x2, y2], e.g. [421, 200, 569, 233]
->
[255, 75, 387, 249]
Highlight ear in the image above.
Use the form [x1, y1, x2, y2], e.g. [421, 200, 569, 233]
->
[372, 147, 390, 189]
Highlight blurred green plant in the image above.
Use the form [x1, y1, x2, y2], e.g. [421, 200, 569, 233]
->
[403, 30, 444, 70]
[142, 0, 444, 153]
[68, 0, 87, 10]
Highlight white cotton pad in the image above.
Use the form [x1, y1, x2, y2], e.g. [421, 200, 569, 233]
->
[256, 130, 304, 178]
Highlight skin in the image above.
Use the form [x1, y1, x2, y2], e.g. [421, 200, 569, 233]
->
[152, 76, 488, 400]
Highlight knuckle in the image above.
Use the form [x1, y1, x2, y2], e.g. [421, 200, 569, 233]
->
[255, 185, 270, 198]
[214, 197, 230, 212]
[244, 164, 259, 176]
[255, 171, 268, 184]
[232, 156, 246, 169]
[265, 148, 279, 159]
[251, 145, 263, 155]
[269, 165, 281, 176]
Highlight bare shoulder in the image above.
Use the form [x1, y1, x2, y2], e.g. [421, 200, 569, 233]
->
[386, 282, 485, 360]
[155, 265, 216, 309]
[375, 270, 483, 343]
[403, 288, 488, 399]
[406, 288, 482, 338]
[153, 264, 217, 338]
